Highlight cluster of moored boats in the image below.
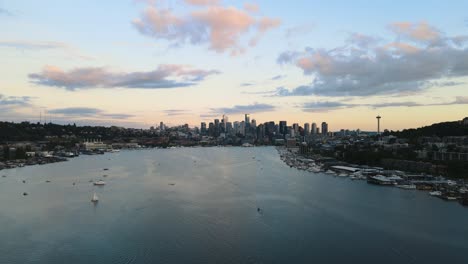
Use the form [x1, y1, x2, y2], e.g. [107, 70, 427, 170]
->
[277, 147, 468, 207]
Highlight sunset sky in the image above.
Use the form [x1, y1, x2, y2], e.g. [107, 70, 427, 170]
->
[1, 0, 467, 131]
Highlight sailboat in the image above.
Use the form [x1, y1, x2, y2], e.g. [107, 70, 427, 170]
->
[91, 192, 99, 203]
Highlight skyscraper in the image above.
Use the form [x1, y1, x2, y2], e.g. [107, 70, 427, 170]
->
[321, 122, 328, 135]
[214, 119, 220, 137]
[251, 119, 257, 128]
[376, 115, 381, 135]
[293, 123, 299, 134]
[223, 114, 228, 131]
[200, 122, 207, 135]
[304, 123, 310, 135]
[312, 122, 317, 134]
[160, 122, 164, 131]
[279, 121, 287, 135]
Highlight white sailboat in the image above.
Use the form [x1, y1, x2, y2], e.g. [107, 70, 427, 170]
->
[91, 192, 99, 203]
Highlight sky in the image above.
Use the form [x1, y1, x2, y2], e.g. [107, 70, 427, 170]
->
[1, 0, 467, 131]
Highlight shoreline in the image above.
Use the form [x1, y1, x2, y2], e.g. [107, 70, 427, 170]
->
[276, 146, 468, 207]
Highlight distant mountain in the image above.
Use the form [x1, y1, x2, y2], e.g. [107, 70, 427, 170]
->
[390, 117, 468, 139]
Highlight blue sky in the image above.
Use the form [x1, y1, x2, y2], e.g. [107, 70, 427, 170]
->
[1, 0, 467, 130]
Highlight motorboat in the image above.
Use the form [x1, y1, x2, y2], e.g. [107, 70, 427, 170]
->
[429, 191, 442, 196]
[93, 180, 106, 186]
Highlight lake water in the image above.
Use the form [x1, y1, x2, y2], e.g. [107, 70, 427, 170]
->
[0, 147, 467, 264]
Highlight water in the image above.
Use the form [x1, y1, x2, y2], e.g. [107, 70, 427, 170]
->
[0, 147, 467, 264]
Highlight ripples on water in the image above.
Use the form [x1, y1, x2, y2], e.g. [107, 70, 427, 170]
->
[0, 147, 467, 264]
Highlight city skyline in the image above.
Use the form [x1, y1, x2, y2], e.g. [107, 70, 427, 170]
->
[1, 0, 468, 130]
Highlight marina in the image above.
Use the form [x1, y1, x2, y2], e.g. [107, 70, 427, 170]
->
[277, 146, 468, 207]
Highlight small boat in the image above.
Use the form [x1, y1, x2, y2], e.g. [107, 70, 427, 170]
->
[91, 192, 99, 203]
[337, 173, 348, 177]
[93, 180, 106, 186]
[397, 184, 416, 190]
[429, 191, 442, 196]
[325, 170, 335, 175]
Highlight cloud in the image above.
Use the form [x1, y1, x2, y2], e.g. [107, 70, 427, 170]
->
[0, 8, 13, 16]
[211, 102, 275, 114]
[0, 94, 32, 107]
[243, 3, 259, 13]
[185, 0, 220, 5]
[388, 22, 442, 45]
[301, 97, 468, 112]
[302, 101, 349, 112]
[48, 107, 102, 116]
[132, 3, 280, 55]
[276, 22, 468, 97]
[271, 74, 286, 80]
[29, 64, 219, 90]
[163, 109, 190, 116]
[0, 40, 94, 60]
[48, 107, 134, 119]
[347, 33, 380, 49]
[285, 23, 314, 38]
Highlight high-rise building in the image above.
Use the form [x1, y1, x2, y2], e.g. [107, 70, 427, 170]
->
[279, 121, 287, 135]
[200, 122, 207, 135]
[214, 119, 220, 136]
[293, 123, 299, 134]
[226, 122, 233, 134]
[376, 115, 381, 135]
[257, 124, 265, 140]
[223, 114, 229, 131]
[208, 122, 214, 136]
[160, 122, 164, 131]
[266, 121, 275, 137]
[321, 122, 328, 135]
[233, 121, 240, 134]
[304, 123, 310, 135]
[251, 119, 257, 128]
[311, 122, 317, 134]
[244, 114, 250, 134]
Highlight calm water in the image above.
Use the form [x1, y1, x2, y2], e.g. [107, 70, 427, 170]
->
[0, 147, 467, 264]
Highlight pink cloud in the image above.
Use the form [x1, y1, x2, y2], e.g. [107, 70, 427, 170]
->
[29, 64, 219, 90]
[133, 3, 280, 54]
[244, 3, 259, 13]
[185, 0, 219, 6]
[389, 21, 442, 44]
